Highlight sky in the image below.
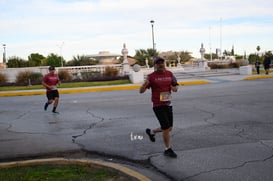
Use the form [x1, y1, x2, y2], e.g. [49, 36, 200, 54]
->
[0, 0, 273, 62]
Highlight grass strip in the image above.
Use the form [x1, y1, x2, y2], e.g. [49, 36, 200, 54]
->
[0, 164, 130, 181]
[0, 80, 131, 92]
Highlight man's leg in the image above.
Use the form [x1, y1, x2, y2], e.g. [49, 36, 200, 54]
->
[153, 127, 162, 134]
[44, 92, 53, 111]
[162, 127, 172, 149]
[163, 127, 177, 158]
[52, 97, 59, 113]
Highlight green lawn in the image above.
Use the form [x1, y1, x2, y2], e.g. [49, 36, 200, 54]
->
[252, 69, 273, 75]
[0, 164, 130, 181]
[0, 80, 131, 91]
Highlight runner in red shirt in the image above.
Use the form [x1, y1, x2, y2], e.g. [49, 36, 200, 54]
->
[42, 66, 61, 114]
[140, 57, 179, 158]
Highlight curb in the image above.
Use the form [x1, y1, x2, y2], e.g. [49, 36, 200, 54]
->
[0, 80, 210, 97]
[0, 158, 152, 181]
[1, 76, 273, 97]
[243, 74, 273, 80]
[179, 80, 210, 86]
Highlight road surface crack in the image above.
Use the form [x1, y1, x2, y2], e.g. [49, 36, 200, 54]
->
[71, 109, 104, 143]
[182, 153, 273, 181]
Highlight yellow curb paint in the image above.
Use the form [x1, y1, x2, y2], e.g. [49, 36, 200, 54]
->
[0, 91, 45, 97]
[0, 85, 140, 97]
[0, 81, 210, 97]
[179, 80, 210, 86]
[244, 75, 273, 80]
[0, 158, 151, 181]
[59, 85, 140, 94]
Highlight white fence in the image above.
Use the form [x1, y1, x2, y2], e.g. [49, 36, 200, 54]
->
[0, 64, 126, 83]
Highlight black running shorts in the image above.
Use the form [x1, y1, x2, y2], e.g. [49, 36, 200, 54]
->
[46, 90, 59, 100]
[153, 105, 173, 130]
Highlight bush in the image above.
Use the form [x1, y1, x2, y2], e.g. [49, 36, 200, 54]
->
[16, 71, 31, 85]
[0, 73, 7, 83]
[103, 66, 119, 77]
[208, 62, 240, 69]
[15, 71, 43, 85]
[58, 70, 72, 81]
[29, 72, 43, 84]
[229, 62, 240, 68]
[81, 71, 101, 81]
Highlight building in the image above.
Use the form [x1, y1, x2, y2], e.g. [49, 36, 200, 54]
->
[87, 51, 137, 65]
[87, 51, 121, 65]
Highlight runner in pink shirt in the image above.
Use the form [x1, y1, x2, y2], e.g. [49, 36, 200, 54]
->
[140, 57, 179, 158]
[42, 66, 61, 114]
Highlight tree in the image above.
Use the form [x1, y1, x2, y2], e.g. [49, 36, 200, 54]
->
[66, 55, 98, 66]
[159, 51, 177, 61]
[44, 53, 62, 67]
[256, 46, 261, 52]
[7, 56, 28, 68]
[179, 51, 192, 63]
[134, 48, 159, 66]
[28, 53, 45, 67]
[204, 53, 218, 60]
[248, 53, 259, 64]
[147, 48, 158, 59]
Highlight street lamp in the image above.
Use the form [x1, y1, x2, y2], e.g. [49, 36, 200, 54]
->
[59, 42, 64, 67]
[2, 44, 6, 64]
[150, 20, 155, 51]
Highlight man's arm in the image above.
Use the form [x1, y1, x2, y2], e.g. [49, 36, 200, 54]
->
[42, 80, 51, 89]
[171, 75, 179, 92]
[42, 77, 53, 90]
[171, 85, 178, 92]
[57, 75, 61, 86]
[139, 79, 149, 94]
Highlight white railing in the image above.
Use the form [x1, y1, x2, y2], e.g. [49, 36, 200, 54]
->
[57, 64, 123, 75]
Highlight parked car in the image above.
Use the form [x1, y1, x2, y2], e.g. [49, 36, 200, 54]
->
[270, 60, 273, 68]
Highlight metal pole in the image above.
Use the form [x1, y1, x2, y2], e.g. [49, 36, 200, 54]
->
[209, 26, 212, 61]
[150, 20, 155, 51]
[60, 42, 64, 67]
[3, 44, 6, 64]
[220, 17, 222, 61]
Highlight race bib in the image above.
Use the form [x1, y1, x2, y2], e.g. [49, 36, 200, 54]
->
[51, 86, 57, 90]
[160, 92, 171, 101]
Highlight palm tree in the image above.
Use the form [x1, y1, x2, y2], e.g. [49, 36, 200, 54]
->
[134, 48, 159, 66]
[256, 46, 261, 62]
[256, 46, 261, 55]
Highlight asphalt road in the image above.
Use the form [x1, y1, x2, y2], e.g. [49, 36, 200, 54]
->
[1, 78, 273, 181]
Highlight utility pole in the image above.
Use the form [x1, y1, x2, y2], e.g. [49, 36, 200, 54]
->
[150, 20, 155, 52]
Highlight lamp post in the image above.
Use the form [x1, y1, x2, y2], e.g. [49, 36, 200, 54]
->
[3, 44, 6, 64]
[150, 20, 155, 51]
[60, 42, 64, 67]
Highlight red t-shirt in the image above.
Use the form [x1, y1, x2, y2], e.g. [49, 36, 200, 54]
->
[146, 70, 178, 107]
[43, 73, 59, 92]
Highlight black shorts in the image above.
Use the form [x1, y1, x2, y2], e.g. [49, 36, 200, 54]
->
[46, 90, 59, 100]
[153, 105, 173, 130]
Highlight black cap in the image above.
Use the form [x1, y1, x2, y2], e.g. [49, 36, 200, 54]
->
[48, 66, 55, 70]
[154, 57, 165, 64]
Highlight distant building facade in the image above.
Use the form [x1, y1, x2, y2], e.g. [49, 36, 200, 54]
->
[87, 51, 136, 65]
[87, 51, 121, 65]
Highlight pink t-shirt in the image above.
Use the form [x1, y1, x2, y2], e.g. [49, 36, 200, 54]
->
[43, 73, 59, 92]
[146, 70, 178, 107]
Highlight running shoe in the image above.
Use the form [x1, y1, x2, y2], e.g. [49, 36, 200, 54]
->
[164, 148, 177, 158]
[44, 102, 49, 111]
[146, 128, 155, 142]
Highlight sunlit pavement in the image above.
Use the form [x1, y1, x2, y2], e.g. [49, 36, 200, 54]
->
[1, 74, 273, 181]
